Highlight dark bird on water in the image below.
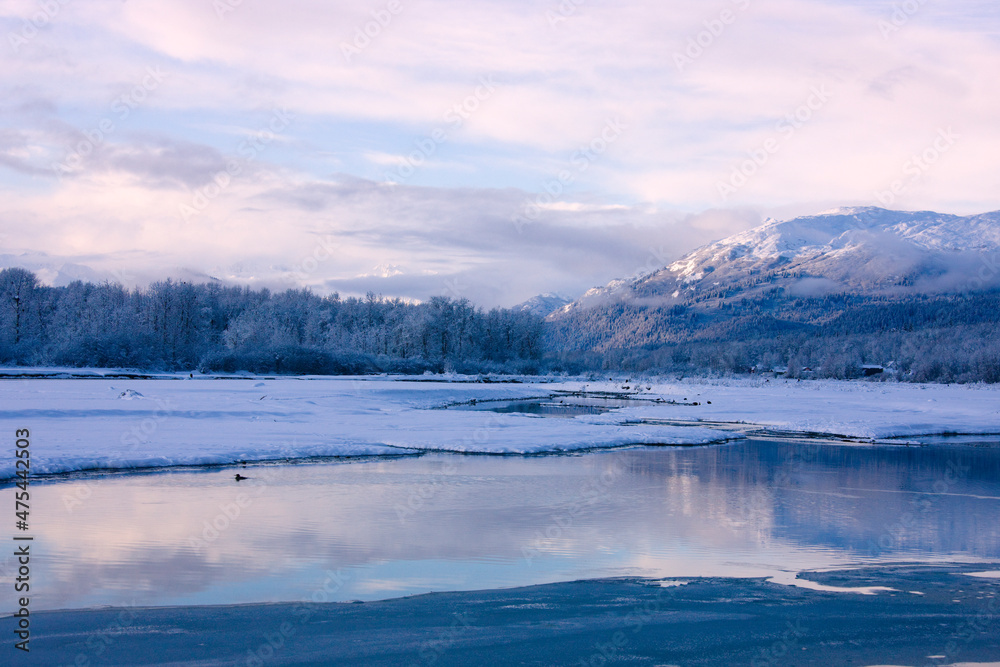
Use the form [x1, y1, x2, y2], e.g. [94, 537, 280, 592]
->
[235, 474, 248, 481]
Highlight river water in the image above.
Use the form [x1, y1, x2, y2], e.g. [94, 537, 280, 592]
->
[7, 437, 1000, 611]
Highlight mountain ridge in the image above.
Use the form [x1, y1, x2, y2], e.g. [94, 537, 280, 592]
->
[555, 207, 1000, 318]
[515, 293, 573, 318]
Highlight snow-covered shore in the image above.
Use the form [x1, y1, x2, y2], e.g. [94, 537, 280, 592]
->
[1, 371, 997, 480]
[590, 376, 1000, 439]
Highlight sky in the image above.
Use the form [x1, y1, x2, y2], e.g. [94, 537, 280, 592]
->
[1, 0, 999, 307]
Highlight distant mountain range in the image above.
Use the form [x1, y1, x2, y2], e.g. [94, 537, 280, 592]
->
[556, 207, 1000, 316]
[544, 208, 1000, 380]
[0, 251, 220, 289]
[514, 293, 573, 317]
[3, 206, 999, 380]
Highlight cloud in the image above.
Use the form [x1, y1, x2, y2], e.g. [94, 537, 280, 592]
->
[364, 151, 409, 167]
[0, 156, 760, 306]
[1, 0, 999, 306]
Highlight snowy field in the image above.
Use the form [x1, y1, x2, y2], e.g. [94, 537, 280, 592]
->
[1, 370, 998, 480]
[584, 376, 1000, 439]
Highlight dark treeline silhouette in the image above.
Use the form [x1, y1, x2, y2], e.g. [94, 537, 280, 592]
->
[3, 267, 999, 382]
[0, 268, 544, 374]
[545, 290, 1000, 383]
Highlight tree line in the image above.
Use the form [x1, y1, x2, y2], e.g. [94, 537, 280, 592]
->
[3, 266, 998, 382]
[545, 289, 1000, 383]
[0, 268, 544, 375]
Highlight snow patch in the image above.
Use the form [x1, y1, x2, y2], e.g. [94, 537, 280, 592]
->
[2, 375, 998, 480]
[767, 571, 897, 595]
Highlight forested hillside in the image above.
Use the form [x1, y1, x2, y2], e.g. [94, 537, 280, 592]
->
[546, 289, 1000, 383]
[0, 268, 544, 374]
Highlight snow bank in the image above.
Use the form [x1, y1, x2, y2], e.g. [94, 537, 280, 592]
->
[577, 377, 1000, 439]
[0, 375, 732, 479]
[1, 373, 996, 480]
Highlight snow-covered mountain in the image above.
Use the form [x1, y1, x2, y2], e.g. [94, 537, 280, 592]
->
[0, 251, 220, 288]
[0, 252, 112, 286]
[558, 207, 1000, 315]
[515, 293, 573, 318]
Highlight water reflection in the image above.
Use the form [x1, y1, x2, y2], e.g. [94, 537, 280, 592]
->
[450, 396, 651, 417]
[5, 440, 999, 610]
